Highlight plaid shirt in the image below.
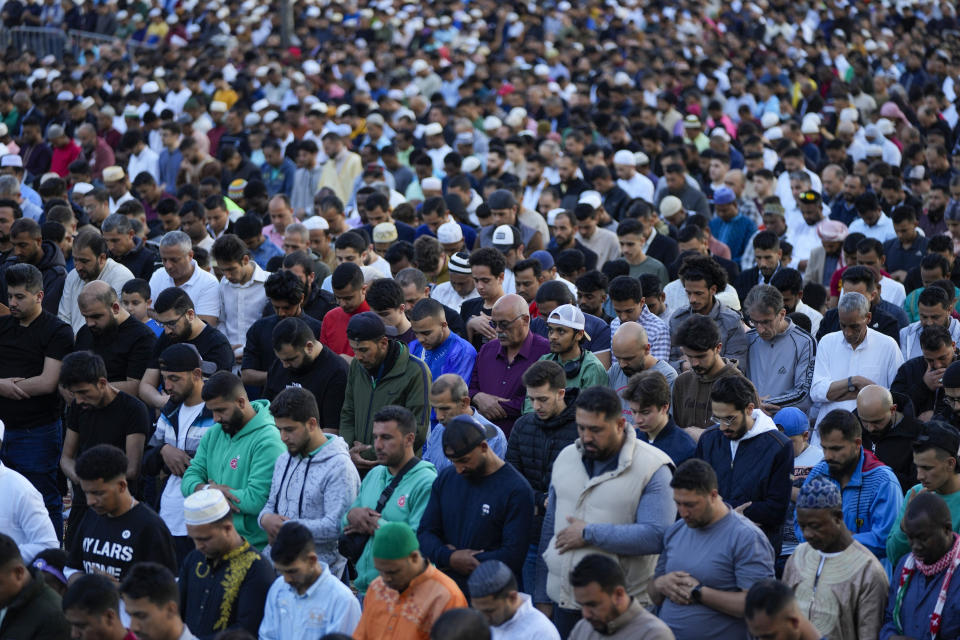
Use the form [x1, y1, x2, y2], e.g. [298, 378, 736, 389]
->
[609, 305, 672, 362]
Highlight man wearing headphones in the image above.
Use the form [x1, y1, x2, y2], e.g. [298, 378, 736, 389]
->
[523, 304, 607, 414]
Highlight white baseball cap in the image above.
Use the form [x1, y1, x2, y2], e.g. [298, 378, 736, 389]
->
[547, 304, 591, 340]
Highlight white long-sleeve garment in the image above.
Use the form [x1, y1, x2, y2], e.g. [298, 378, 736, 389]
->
[0, 461, 59, 562]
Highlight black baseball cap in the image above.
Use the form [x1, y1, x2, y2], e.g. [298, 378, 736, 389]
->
[914, 421, 960, 458]
[442, 415, 496, 458]
[158, 343, 216, 375]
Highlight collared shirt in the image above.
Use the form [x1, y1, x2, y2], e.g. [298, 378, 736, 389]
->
[353, 564, 467, 640]
[262, 223, 287, 249]
[848, 213, 896, 243]
[493, 593, 560, 640]
[218, 263, 269, 359]
[810, 328, 904, 426]
[424, 410, 507, 472]
[58, 258, 135, 334]
[468, 331, 550, 435]
[148, 260, 221, 320]
[127, 146, 160, 183]
[609, 306, 671, 361]
[108, 191, 135, 215]
[249, 237, 284, 269]
[259, 562, 362, 640]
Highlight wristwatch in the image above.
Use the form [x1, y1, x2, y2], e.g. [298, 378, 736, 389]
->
[691, 583, 704, 604]
[847, 376, 856, 393]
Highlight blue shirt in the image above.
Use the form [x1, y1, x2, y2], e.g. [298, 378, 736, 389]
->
[409, 331, 477, 385]
[249, 237, 284, 269]
[637, 418, 696, 466]
[424, 410, 507, 472]
[709, 215, 757, 263]
[158, 148, 182, 191]
[259, 561, 362, 640]
[261, 157, 297, 198]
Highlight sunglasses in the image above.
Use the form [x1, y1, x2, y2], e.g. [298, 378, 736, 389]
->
[489, 314, 524, 331]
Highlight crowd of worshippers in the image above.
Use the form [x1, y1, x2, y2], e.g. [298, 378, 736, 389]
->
[4, 1, 960, 635]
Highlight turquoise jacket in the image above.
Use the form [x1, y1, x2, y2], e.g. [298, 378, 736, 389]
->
[182, 399, 286, 549]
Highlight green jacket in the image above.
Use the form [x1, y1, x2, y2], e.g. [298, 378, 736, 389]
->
[341, 459, 437, 593]
[340, 341, 432, 457]
[182, 399, 286, 550]
[523, 350, 608, 413]
[0, 572, 70, 640]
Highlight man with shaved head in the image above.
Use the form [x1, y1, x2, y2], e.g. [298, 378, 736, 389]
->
[469, 293, 549, 435]
[607, 322, 678, 425]
[74, 280, 157, 396]
[855, 385, 920, 493]
[58, 229, 134, 334]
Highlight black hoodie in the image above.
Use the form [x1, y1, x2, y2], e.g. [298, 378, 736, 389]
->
[0, 239, 67, 315]
[506, 388, 580, 539]
[854, 390, 920, 494]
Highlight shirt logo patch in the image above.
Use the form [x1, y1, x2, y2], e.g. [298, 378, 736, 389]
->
[481, 503, 490, 516]
[121, 530, 131, 540]
[230, 456, 240, 470]
[397, 495, 406, 507]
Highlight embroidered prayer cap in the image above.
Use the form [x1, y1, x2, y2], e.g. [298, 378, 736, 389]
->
[372, 521, 419, 559]
[796, 476, 842, 510]
[184, 488, 231, 525]
[448, 251, 471, 274]
[437, 221, 463, 244]
[468, 560, 515, 598]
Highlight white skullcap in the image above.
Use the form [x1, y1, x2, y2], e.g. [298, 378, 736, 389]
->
[184, 489, 231, 526]
[437, 221, 463, 244]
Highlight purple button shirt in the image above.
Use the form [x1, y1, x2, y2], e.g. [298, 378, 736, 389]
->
[469, 330, 550, 437]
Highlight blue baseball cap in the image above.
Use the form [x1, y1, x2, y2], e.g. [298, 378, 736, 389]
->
[774, 407, 808, 436]
[530, 250, 555, 271]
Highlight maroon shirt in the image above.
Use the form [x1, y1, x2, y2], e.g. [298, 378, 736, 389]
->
[469, 330, 549, 436]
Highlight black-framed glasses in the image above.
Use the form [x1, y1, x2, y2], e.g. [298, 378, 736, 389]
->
[158, 311, 187, 328]
[489, 314, 524, 331]
[944, 393, 960, 407]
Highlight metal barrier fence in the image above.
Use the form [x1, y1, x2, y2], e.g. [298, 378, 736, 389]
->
[0, 25, 158, 61]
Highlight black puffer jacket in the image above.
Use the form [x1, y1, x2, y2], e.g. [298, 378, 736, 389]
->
[506, 388, 579, 541]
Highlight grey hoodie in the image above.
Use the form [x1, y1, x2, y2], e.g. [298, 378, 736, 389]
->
[259, 435, 360, 576]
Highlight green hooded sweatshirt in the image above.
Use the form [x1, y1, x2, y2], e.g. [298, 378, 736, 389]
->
[182, 399, 286, 550]
[340, 459, 437, 594]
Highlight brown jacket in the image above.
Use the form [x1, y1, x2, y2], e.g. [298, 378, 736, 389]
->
[671, 359, 744, 429]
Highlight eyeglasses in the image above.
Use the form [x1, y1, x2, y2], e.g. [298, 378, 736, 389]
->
[944, 393, 960, 407]
[158, 311, 187, 328]
[711, 414, 738, 426]
[489, 314, 524, 331]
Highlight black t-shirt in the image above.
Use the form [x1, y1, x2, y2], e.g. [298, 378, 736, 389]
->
[67, 502, 178, 580]
[0, 311, 74, 429]
[460, 298, 493, 350]
[66, 391, 151, 453]
[149, 324, 235, 372]
[75, 316, 158, 382]
[263, 345, 348, 429]
[242, 313, 323, 372]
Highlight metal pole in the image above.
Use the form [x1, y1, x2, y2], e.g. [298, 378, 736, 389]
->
[280, 0, 292, 47]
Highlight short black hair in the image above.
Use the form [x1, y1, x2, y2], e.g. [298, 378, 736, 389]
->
[608, 275, 643, 303]
[269, 386, 320, 424]
[272, 316, 314, 351]
[0, 532, 21, 568]
[575, 385, 622, 421]
[59, 350, 107, 388]
[575, 270, 608, 294]
[709, 375, 759, 411]
[521, 359, 566, 390]
[365, 278, 404, 312]
[674, 314, 721, 352]
[211, 234, 248, 265]
[385, 241, 415, 267]
[409, 298, 445, 323]
[75, 444, 128, 483]
[919, 324, 953, 352]
[154, 286, 194, 314]
[770, 268, 802, 295]
[556, 249, 585, 276]
[271, 521, 316, 566]
[840, 265, 877, 290]
[5, 263, 43, 293]
[535, 280, 574, 306]
[752, 230, 780, 251]
[568, 554, 626, 594]
[63, 573, 120, 614]
[265, 270, 306, 305]
[201, 370, 244, 402]
[331, 262, 364, 291]
[745, 579, 796, 621]
[818, 409, 861, 441]
[670, 458, 718, 493]
[513, 257, 542, 279]
[679, 255, 727, 291]
[121, 278, 151, 300]
[430, 608, 490, 640]
[373, 405, 416, 436]
[119, 562, 180, 609]
[334, 230, 368, 254]
[468, 247, 506, 277]
[234, 214, 263, 240]
[919, 285, 951, 309]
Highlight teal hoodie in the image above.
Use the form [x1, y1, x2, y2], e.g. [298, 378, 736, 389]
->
[341, 459, 437, 594]
[182, 399, 286, 550]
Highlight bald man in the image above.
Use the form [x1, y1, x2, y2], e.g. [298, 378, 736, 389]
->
[607, 322, 678, 424]
[855, 385, 920, 493]
[469, 294, 549, 435]
[74, 281, 158, 396]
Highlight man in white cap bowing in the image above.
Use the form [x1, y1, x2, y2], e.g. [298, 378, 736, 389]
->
[613, 149, 653, 203]
[179, 488, 276, 640]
